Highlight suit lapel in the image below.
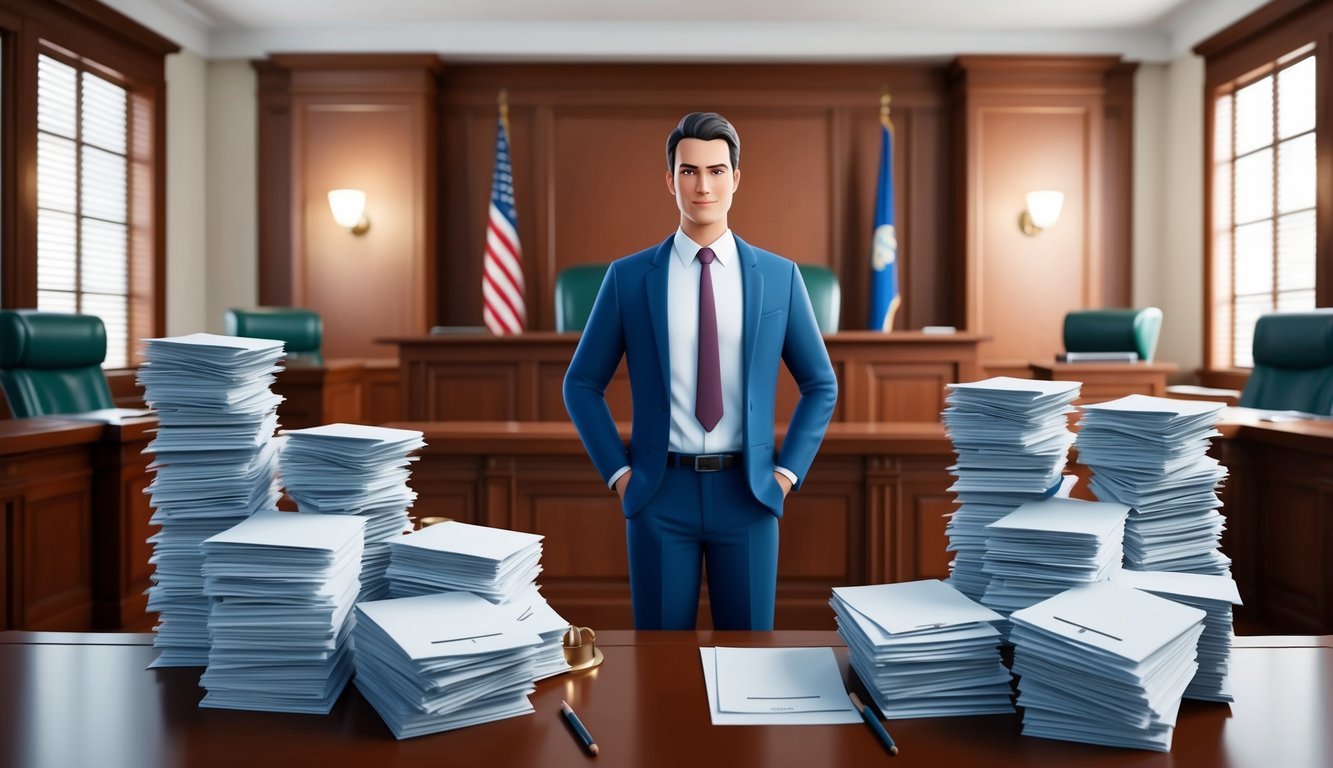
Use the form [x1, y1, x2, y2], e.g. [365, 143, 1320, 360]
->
[645, 235, 674, 398]
[737, 236, 763, 399]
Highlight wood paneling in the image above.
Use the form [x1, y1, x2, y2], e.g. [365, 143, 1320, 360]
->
[256, 55, 440, 358]
[90, 417, 155, 630]
[950, 56, 1122, 369]
[392, 331, 984, 422]
[1029, 361, 1178, 405]
[437, 64, 952, 331]
[360, 359, 402, 424]
[396, 421, 955, 630]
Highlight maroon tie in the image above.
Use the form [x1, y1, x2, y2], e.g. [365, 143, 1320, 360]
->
[696, 247, 723, 432]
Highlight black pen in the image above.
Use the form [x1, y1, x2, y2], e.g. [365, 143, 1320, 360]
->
[849, 691, 898, 756]
[561, 699, 599, 756]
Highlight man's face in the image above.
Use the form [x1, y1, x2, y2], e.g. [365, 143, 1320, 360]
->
[665, 137, 740, 230]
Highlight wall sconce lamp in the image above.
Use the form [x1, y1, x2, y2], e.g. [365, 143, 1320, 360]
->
[1020, 190, 1064, 236]
[328, 188, 370, 235]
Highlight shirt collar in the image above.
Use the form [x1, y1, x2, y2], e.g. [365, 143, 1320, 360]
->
[673, 228, 736, 269]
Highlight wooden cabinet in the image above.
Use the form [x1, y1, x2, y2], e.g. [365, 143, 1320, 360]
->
[90, 417, 157, 630]
[0, 420, 102, 630]
[1030, 361, 1179, 405]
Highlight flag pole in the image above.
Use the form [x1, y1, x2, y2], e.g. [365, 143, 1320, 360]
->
[499, 88, 510, 136]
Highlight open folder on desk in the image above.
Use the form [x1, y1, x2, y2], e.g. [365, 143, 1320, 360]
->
[698, 647, 861, 725]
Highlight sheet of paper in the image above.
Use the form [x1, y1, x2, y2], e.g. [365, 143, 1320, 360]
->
[697, 648, 861, 726]
[712, 647, 857, 714]
[356, 591, 543, 661]
[832, 579, 1004, 636]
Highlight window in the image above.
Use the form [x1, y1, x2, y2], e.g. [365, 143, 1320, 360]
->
[36, 53, 131, 368]
[1210, 47, 1317, 369]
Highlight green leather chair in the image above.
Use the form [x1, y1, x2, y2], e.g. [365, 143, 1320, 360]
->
[0, 309, 115, 417]
[555, 265, 610, 333]
[797, 265, 841, 334]
[1063, 307, 1163, 362]
[224, 307, 324, 364]
[1239, 310, 1333, 414]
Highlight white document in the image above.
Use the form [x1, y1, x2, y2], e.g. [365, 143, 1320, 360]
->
[204, 509, 365, 552]
[1110, 569, 1242, 605]
[282, 422, 425, 446]
[832, 579, 1004, 636]
[394, 520, 543, 560]
[712, 647, 857, 714]
[1081, 394, 1225, 419]
[1010, 581, 1205, 664]
[145, 332, 286, 354]
[698, 648, 861, 726]
[987, 496, 1130, 538]
[356, 591, 543, 661]
[947, 376, 1082, 398]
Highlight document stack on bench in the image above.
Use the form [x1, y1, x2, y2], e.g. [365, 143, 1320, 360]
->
[279, 423, 426, 600]
[352, 591, 545, 739]
[831, 579, 1013, 718]
[386, 521, 569, 678]
[1111, 569, 1242, 702]
[1076, 395, 1230, 576]
[1010, 581, 1205, 752]
[388, 520, 543, 603]
[981, 496, 1128, 634]
[138, 333, 286, 667]
[198, 510, 365, 713]
[941, 377, 1081, 602]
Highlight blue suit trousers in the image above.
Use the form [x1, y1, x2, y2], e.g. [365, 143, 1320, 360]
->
[625, 463, 778, 630]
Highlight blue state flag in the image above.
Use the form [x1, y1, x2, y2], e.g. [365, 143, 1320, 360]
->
[868, 118, 900, 332]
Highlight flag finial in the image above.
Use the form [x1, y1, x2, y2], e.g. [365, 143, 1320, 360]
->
[879, 89, 892, 130]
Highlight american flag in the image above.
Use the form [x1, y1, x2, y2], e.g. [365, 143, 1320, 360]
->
[482, 109, 526, 335]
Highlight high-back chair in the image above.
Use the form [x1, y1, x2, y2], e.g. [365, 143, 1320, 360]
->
[0, 309, 115, 417]
[797, 265, 841, 334]
[224, 307, 324, 364]
[1063, 308, 1163, 362]
[1239, 309, 1333, 414]
[555, 264, 610, 333]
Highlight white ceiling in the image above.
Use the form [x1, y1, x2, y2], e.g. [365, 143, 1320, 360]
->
[102, 0, 1272, 62]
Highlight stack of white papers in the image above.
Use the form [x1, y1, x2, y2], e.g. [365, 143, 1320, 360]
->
[279, 423, 426, 600]
[981, 497, 1128, 628]
[1010, 581, 1206, 752]
[198, 510, 365, 713]
[831, 580, 1013, 718]
[1076, 396, 1231, 576]
[501, 584, 572, 679]
[942, 377, 1081, 601]
[352, 591, 544, 739]
[1111, 569, 1242, 702]
[138, 333, 287, 667]
[697, 647, 861, 725]
[388, 520, 544, 603]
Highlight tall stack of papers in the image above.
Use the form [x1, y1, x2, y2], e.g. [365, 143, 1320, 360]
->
[199, 510, 365, 713]
[388, 520, 543, 603]
[279, 423, 426, 600]
[138, 333, 286, 667]
[352, 591, 544, 739]
[1112, 569, 1242, 702]
[942, 377, 1081, 601]
[981, 497, 1128, 624]
[1010, 581, 1206, 752]
[831, 579, 1013, 718]
[1076, 395, 1231, 575]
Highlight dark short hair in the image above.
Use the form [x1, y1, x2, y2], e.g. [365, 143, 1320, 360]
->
[666, 112, 740, 171]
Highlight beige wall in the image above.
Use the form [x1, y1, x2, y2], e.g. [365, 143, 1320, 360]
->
[1133, 54, 1205, 380]
[164, 50, 207, 336]
[203, 60, 259, 333]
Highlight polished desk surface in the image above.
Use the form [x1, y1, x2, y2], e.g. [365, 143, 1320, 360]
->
[0, 631, 1328, 768]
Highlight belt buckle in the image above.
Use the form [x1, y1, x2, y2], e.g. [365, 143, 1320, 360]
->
[693, 454, 724, 472]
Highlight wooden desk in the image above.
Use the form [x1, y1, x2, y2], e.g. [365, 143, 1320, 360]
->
[0, 631, 1328, 768]
[393, 421, 956, 629]
[1030, 361, 1179, 404]
[389, 331, 986, 423]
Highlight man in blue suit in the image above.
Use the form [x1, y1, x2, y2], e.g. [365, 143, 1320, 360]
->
[563, 112, 837, 630]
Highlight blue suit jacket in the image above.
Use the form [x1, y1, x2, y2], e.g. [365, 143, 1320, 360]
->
[563, 234, 838, 518]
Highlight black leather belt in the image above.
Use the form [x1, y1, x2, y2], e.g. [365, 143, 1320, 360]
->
[666, 452, 740, 472]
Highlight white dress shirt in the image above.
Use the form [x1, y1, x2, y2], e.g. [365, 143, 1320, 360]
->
[609, 228, 795, 489]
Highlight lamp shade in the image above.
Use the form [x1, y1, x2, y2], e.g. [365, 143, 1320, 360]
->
[327, 189, 367, 230]
[1025, 190, 1064, 230]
